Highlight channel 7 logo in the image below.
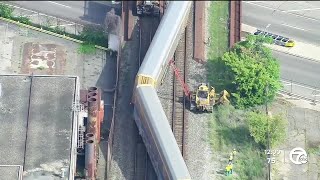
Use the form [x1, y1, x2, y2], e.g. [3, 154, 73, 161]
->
[289, 147, 308, 165]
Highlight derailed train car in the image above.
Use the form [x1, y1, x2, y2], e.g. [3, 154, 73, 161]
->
[134, 85, 191, 180]
[133, 1, 193, 179]
[135, 1, 192, 88]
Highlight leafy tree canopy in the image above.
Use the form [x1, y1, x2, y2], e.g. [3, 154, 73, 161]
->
[221, 34, 282, 108]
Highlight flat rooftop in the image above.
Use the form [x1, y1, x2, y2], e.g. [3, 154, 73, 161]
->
[0, 75, 78, 180]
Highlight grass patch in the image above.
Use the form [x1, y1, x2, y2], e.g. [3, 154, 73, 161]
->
[77, 43, 96, 54]
[207, 1, 230, 60]
[209, 104, 266, 179]
[307, 145, 320, 155]
[206, 1, 231, 92]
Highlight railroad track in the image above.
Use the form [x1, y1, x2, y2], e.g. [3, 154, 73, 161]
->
[172, 27, 188, 159]
[229, 0, 242, 48]
[135, 15, 161, 180]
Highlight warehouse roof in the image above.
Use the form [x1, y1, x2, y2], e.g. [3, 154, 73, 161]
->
[0, 75, 79, 180]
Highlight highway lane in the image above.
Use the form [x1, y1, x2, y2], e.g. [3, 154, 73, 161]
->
[7, 1, 85, 22]
[274, 51, 320, 88]
[243, 2, 320, 46]
[5, 1, 121, 24]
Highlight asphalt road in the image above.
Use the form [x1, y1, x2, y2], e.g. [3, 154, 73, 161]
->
[274, 51, 320, 88]
[243, 1, 320, 46]
[6, 1, 122, 24]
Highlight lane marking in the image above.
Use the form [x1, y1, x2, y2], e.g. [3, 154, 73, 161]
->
[243, 1, 320, 22]
[281, 23, 307, 31]
[47, 1, 71, 8]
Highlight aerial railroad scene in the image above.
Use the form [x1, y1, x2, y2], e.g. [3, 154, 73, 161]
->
[0, 1, 319, 180]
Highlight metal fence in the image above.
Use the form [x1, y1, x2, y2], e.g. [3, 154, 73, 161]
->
[280, 79, 320, 104]
[1, 3, 84, 35]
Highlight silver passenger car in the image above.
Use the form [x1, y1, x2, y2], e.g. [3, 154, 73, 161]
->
[136, 1, 192, 88]
[134, 85, 191, 180]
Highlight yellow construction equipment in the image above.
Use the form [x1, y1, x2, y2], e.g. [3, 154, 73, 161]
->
[189, 83, 230, 112]
[169, 60, 230, 113]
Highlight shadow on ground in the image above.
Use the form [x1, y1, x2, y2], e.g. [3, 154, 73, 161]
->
[205, 58, 234, 92]
[94, 9, 158, 179]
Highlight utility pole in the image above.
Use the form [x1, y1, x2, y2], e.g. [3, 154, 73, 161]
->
[265, 83, 271, 180]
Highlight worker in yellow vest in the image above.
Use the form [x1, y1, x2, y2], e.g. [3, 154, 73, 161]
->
[229, 162, 233, 175]
[225, 164, 231, 176]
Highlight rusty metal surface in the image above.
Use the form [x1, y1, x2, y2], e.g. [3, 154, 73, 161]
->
[229, 1, 236, 48]
[85, 138, 96, 180]
[85, 96, 98, 180]
[21, 43, 66, 75]
[122, 1, 129, 41]
[229, 1, 241, 48]
[80, 90, 88, 110]
[193, 1, 205, 63]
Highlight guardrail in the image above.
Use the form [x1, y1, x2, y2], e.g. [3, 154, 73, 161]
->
[280, 79, 320, 104]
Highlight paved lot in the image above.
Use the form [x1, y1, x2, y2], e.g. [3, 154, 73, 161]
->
[0, 20, 110, 88]
[0, 19, 117, 178]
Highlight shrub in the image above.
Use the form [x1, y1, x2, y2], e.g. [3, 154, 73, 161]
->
[0, 3, 14, 18]
[246, 111, 287, 148]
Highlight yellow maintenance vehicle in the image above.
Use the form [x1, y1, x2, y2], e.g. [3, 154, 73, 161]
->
[169, 60, 230, 113]
[189, 83, 230, 112]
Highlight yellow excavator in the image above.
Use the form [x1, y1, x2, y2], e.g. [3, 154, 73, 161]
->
[169, 60, 230, 113]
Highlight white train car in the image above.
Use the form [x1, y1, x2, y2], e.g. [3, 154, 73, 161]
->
[135, 1, 192, 88]
[133, 1, 193, 179]
[134, 85, 191, 180]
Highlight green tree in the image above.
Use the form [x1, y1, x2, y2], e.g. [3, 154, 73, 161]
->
[221, 34, 282, 108]
[246, 111, 287, 148]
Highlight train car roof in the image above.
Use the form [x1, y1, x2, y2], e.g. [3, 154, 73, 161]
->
[135, 85, 191, 179]
[138, 1, 192, 82]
